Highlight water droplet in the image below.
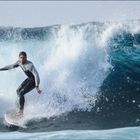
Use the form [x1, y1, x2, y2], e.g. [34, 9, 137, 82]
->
[132, 100, 135, 103]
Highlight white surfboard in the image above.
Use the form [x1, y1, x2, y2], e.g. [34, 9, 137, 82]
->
[4, 110, 26, 128]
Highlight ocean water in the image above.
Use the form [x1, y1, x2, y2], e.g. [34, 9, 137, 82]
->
[0, 20, 140, 139]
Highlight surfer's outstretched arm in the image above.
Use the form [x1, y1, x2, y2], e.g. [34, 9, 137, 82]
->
[0, 61, 19, 71]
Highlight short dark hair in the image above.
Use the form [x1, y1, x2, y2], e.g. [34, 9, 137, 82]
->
[19, 51, 27, 57]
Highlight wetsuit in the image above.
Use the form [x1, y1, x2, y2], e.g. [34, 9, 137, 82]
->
[0, 60, 40, 110]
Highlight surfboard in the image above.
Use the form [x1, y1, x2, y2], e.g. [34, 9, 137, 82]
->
[4, 110, 26, 128]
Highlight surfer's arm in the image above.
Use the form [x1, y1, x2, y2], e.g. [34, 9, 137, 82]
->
[0, 61, 19, 71]
[31, 64, 41, 94]
[31, 64, 40, 88]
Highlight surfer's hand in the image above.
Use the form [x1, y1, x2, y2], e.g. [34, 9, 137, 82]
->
[36, 87, 42, 94]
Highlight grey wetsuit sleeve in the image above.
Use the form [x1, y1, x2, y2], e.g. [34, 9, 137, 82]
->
[0, 61, 19, 71]
[31, 64, 40, 87]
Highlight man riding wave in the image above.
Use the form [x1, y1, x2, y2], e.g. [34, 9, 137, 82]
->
[0, 51, 42, 115]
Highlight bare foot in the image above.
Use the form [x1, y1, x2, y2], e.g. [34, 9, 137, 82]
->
[16, 109, 23, 116]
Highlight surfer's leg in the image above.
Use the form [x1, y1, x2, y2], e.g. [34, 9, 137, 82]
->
[16, 78, 35, 111]
[16, 78, 29, 95]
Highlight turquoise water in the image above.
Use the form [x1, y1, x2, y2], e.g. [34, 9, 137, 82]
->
[1, 127, 140, 139]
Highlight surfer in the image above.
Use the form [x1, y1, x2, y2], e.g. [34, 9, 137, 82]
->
[0, 51, 41, 115]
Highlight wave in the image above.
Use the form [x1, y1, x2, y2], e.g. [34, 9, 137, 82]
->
[0, 20, 140, 131]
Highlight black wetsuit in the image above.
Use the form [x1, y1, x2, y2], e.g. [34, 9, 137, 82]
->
[0, 60, 40, 110]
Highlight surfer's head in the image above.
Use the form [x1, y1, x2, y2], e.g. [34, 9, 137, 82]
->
[19, 51, 27, 64]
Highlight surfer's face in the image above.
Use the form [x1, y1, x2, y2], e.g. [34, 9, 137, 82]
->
[19, 55, 27, 64]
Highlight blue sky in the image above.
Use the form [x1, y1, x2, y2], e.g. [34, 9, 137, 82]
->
[0, 1, 140, 27]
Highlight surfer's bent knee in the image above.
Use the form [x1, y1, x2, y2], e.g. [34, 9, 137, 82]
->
[16, 89, 24, 97]
[16, 89, 20, 96]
